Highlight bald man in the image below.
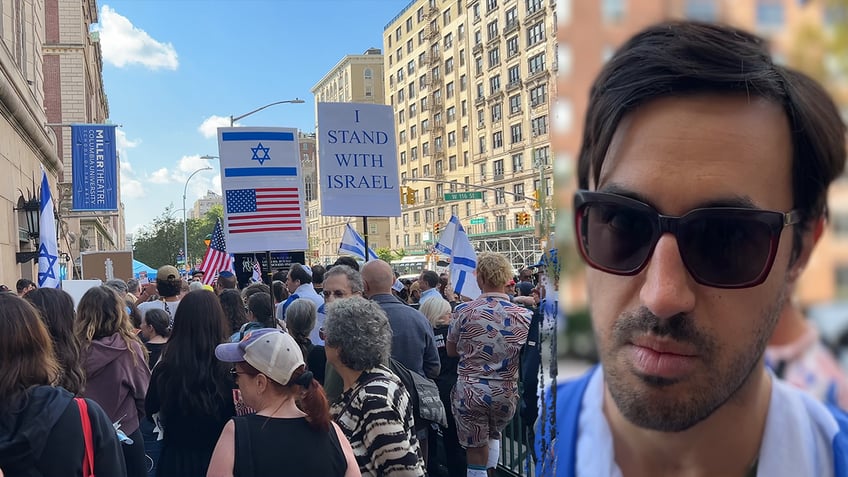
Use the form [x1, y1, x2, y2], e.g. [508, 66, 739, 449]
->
[362, 260, 440, 379]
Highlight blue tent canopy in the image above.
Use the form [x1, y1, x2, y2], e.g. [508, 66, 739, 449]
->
[133, 259, 157, 280]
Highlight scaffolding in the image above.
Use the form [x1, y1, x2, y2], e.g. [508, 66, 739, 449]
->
[468, 230, 541, 272]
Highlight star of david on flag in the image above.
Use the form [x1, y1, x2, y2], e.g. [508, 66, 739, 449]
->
[38, 169, 60, 288]
[251, 142, 271, 165]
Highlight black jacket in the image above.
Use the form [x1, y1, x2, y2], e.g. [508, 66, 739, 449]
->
[0, 385, 126, 477]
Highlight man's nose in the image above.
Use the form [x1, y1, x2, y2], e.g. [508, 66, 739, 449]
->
[639, 234, 696, 320]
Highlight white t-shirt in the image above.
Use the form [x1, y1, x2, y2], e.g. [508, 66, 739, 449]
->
[138, 299, 181, 324]
[576, 367, 842, 477]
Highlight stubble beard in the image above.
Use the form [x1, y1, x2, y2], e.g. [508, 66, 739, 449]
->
[600, 289, 786, 432]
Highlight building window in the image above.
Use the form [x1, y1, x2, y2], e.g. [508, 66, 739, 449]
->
[463, 151, 469, 167]
[446, 82, 455, 99]
[400, 151, 407, 165]
[494, 187, 506, 205]
[492, 131, 503, 148]
[488, 47, 501, 68]
[462, 125, 469, 141]
[513, 183, 525, 201]
[530, 83, 547, 106]
[512, 153, 523, 172]
[528, 52, 546, 74]
[533, 145, 550, 165]
[424, 187, 431, 200]
[444, 32, 453, 49]
[487, 0, 498, 12]
[510, 123, 522, 143]
[475, 56, 484, 75]
[418, 29, 426, 45]
[509, 93, 521, 114]
[491, 103, 502, 121]
[447, 106, 456, 122]
[602, 0, 625, 23]
[460, 74, 467, 91]
[410, 103, 417, 116]
[531, 115, 548, 136]
[445, 57, 454, 74]
[411, 125, 417, 139]
[399, 130, 407, 143]
[507, 35, 520, 58]
[494, 159, 505, 178]
[508, 65, 520, 84]
[461, 100, 468, 117]
[506, 6, 518, 27]
[527, 22, 545, 47]
[490, 75, 501, 94]
[414, 211, 421, 224]
[479, 136, 487, 153]
[449, 155, 457, 171]
[398, 109, 405, 124]
[527, 0, 543, 15]
[408, 61, 415, 75]
[487, 20, 499, 41]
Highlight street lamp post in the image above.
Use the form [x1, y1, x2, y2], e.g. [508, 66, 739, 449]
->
[230, 98, 305, 127]
[228, 98, 305, 283]
[183, 167, 213, 271]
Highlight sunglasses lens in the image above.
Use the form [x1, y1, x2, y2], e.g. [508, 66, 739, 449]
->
[678, 211, 775, 287]
[579, 201, 656, 273]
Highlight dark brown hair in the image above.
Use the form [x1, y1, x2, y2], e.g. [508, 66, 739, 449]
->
[25, 288, 86, 395]
[578, 21, 846, 259]
[0, 294, 59, 407]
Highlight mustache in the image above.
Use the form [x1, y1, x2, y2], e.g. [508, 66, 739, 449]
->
[613, 307, 711, 350]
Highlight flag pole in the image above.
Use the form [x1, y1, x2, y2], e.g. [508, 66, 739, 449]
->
[362, 216, 369, 258]
[265, 250, 272, 285]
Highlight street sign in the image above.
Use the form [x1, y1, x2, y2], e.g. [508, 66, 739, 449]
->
[470, 217, 486, 225]
[444, 191, 483, 201]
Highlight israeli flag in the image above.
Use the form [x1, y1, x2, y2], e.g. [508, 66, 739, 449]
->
[37, 169, 60, 288]
[434, 216, 481, 300]
[338, 223, 378, 261]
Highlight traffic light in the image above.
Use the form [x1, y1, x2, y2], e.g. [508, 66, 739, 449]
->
[517, 212, 531, 226]
[515, 213, 523, 227]
[403, 187, 417, 205]
[532, 190, 540, 209]
[434, 222, 442, 235]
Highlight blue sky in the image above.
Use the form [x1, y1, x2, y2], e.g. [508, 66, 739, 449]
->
[98, 0, 409, 234]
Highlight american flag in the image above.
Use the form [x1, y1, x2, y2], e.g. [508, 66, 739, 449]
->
[251, 260, 262, 283]
[225, 187, 302, 234]
[198, 219, 233, 285]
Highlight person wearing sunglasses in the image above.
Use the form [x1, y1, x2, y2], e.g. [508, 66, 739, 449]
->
[536, 21, 848, 477]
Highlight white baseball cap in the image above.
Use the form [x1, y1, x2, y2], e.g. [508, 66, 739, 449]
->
[215, 329, 305, 386]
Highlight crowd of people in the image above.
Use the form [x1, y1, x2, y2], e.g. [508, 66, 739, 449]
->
[0, 248, 547, 477]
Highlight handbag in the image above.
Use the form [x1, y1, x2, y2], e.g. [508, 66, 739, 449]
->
[75, 398, 95, 477]
[389, 358, 448, 428]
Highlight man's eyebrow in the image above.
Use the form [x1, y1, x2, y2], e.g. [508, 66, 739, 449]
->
[597, 183, 759, 210]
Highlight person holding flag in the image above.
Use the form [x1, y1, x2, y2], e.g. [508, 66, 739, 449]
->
[37, 168, 60, 289]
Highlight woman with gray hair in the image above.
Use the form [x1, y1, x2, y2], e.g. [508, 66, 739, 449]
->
[325, 297, 425, 477]
[285, 299, 326, 384]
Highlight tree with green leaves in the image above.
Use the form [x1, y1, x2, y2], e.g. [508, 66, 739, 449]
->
[133, 204, 224, 270]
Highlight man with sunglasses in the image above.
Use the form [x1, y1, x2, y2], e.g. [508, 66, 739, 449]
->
[537, 21, 848, 477]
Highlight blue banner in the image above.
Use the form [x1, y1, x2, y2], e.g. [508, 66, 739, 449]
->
[71, 125, 118, 211]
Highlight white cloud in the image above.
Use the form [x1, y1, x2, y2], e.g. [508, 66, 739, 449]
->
[198, 115, 231, 139]
[98, 5, 179, 70]
[149, 168, 172, 184]
[121, 174, 145, 199]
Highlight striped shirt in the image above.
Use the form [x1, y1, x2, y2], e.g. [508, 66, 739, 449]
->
[331, 365, 425, 477]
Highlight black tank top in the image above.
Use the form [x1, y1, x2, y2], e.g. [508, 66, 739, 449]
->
[233, 414, 347, 477]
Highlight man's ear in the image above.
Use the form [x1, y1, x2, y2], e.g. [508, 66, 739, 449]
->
[787, 216, 825, 283]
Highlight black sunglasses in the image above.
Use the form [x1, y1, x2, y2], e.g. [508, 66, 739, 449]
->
[573, 191, 802, 289]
